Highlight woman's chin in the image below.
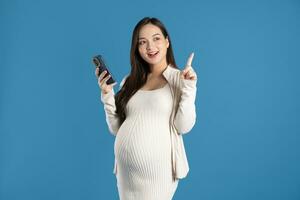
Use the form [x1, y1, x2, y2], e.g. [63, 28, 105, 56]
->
[146, 57, 163, 65]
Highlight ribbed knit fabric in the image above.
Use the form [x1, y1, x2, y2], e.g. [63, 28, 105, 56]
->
[114, 83, 179, 200]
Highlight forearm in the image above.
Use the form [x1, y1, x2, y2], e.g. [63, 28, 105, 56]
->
[99, 74, 128, 136]
[100, 88, 120, 136]
[174, 79, 197, 134]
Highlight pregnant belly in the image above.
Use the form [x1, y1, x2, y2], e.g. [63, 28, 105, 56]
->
[114, 118, 171, 171]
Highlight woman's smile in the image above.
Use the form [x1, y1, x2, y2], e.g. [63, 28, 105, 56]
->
[147, 51, 159, 58]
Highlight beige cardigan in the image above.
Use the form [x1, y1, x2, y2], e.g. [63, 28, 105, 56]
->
[100, 64, 197, 181]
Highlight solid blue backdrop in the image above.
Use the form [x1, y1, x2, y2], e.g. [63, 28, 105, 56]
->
[1, 0, 299, 199]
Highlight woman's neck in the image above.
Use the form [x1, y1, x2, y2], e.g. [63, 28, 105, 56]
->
[148, 60, 168, 77]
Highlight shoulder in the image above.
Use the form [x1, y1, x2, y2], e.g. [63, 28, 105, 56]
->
[168, 65, 181, 73]
[163, 64, 181, 79]
[170, 68, 182, 81]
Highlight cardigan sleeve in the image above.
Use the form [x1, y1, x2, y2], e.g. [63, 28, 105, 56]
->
[100, 75, 128, 136]
[174, 78, 197, 134]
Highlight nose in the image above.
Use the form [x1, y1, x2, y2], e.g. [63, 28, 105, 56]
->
[146, 41, 154, 51]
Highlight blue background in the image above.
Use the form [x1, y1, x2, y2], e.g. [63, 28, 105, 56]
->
[1, 0, 299, 199]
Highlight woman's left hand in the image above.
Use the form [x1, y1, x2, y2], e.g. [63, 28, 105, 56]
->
[180, 52, 197, 81]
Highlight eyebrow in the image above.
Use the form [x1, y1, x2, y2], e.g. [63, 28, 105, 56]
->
[138, 33, 161, 40]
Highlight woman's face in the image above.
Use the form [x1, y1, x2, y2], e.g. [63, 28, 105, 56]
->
[138, 24, 169, 67]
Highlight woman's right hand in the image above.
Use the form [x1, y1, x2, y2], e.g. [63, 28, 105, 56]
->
[95, 68, 117, 94]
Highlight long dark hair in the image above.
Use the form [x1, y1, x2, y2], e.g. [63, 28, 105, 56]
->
[115, 17, 178, 125]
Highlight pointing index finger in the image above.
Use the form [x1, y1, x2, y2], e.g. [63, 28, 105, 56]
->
[186, 52, 194, 67]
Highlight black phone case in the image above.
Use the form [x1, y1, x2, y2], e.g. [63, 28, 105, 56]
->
[92, 55, 115, 84]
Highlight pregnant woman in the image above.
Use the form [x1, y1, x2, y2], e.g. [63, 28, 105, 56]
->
[95, 17, 197, 200]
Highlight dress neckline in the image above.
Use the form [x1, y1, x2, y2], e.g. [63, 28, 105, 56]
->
[138, 83, 168, 92]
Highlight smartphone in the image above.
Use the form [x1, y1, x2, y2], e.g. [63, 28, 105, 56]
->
[92, 54, 116, 84]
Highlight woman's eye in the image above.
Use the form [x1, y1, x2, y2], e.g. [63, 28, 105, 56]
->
[139, 41, 145, 45]
[154, 37, 160, 41]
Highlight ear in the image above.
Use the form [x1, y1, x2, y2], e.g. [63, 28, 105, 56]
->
[166, 36, 170, 48]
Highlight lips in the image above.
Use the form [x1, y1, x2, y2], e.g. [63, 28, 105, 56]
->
[147, 51, 159, 58]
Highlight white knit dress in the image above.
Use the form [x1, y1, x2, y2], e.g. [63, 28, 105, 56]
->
[114, 83, 179, 200]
